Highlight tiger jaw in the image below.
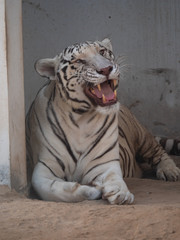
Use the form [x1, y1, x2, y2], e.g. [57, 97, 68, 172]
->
[85, 79, 118, 107]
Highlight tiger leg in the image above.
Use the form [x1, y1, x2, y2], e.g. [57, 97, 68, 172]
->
[92, 162, 134, 204]
[118, 105, 180, 180]
[32, 162, 102, 202]
[154, 137, 180, 180]
[138, 132, 180, 181]
[156, 153, 180, 181]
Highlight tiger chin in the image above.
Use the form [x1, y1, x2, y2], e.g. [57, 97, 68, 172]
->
[26, 38, 180, 204]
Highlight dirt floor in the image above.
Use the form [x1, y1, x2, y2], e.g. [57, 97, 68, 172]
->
[0, 158, 180, 240]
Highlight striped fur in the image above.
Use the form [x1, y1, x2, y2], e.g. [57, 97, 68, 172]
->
[26, 39, 180, 204]
[155, 137, 180, 156]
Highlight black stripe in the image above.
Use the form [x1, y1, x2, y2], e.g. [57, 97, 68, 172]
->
[57, 72, 69, 97]
[61, 59, 71, 64]
[57, 72, 63, 84]
[67, 75, 78, 81]
[159, 138, 166, 149]
[119, 149, 124, 161]
[93, 139, 118, 161]
[124, 148, 131, 176]
[70, 48, 74, 53]
[61, 66, 68, 80]
[140, 142, 160, 158]
[137, 137, 146, 154]
[66, 87, 75, 92]
[46, 147, 65, 171]
[63, 48, 68, 55]
[52, 84, 56, 101]
[85, 41, 91, 46]
[72, 107, 89, 114]
[47, 98, 77, 163]
[87, 114, 96, 123]
[70, 98, 91, 107]
[39, 160, 59, 178]
[47, 113, 66, 146]
[66, 79, 76, 92]
[57, 72, 90, 112]
[109, 125, 117, 137]
[118, 126, 134, 154]
[118, 126, 125, 138]
[50, 180, 56, 188]
[34, 109, 62, 158]
[119, 144, 127, 163]
[170, 139, 180, 156]
[159, 138, 180, 156]
[90, 172, 104, 183]
[84, 114, 116, 157]
[95, 115, 109, 135]
[56, 83, 63, 99]
[26, 81, 50, 123]
[69, 112, 79, 128]
[46, 99, 69, 147]
[84, 159, 119, 177]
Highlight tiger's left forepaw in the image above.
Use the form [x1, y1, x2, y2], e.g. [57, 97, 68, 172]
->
[102, 182, 134, 204]
[156, 159, 180, 181]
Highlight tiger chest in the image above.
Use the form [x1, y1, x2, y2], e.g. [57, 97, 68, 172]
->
[60, 112, 119, 181]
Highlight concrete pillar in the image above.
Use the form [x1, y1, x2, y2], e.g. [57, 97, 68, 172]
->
[0, 0, 27, 192]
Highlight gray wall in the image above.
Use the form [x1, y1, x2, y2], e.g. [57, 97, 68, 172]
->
[23, 0, 180, 138]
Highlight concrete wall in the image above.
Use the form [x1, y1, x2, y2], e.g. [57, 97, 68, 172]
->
[23, 0, 180, 138]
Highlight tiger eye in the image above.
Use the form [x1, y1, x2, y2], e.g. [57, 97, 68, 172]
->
[71, 65, 76, 70]
[75, 59, 86, 64]
[99, 49, 105, 56]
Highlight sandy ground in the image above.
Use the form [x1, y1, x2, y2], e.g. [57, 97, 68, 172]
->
[0, 157, 180, 240]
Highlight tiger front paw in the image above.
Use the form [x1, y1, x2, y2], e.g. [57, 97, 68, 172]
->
[81, 185, 102, 200]
[102, 183, 134, 205]
[156, 158, 180, 181]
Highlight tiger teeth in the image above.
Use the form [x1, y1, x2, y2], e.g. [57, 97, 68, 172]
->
[114, 90, 117, 98]
[113, 79, 117, 87]
[97, 84, 101, 91]
[102, 94, 106, 103]
[91, 88, 95, 94]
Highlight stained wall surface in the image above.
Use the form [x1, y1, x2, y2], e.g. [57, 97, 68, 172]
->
[0, 0, 10, 185]
[23, 0, 180, 137]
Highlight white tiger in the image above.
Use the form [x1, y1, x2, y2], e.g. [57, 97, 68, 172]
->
[26, 38, 180, 204]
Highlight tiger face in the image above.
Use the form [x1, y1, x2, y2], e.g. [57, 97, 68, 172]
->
[35, 38, 120, 113]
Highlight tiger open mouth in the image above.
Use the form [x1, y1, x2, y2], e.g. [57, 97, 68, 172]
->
[85, 79, 118, 107]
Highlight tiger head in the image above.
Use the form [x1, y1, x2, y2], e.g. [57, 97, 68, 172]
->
[35, 39, 120, 113]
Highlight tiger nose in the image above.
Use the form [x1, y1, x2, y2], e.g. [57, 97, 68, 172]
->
[97, 66, 113, 76]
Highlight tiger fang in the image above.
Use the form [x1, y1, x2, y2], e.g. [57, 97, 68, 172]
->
[102, 94, 106, 103]
[113, 79, 117, 88]
[97, 84, 101, 91]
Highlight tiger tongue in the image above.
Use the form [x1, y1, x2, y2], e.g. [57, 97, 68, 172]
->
[93, 82, 115, 100]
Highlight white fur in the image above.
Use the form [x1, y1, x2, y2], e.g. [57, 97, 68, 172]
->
[93, 162, 134, 204]
[96, 102, 120, 114]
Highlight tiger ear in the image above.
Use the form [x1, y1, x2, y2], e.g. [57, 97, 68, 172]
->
[101, 38, 113, 51]
[35, 57, 57, 80]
